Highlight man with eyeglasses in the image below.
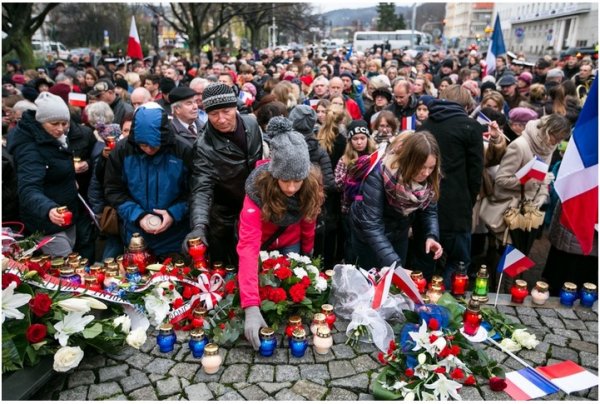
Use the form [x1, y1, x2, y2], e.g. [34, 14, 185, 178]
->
[88, 78, 134, 126]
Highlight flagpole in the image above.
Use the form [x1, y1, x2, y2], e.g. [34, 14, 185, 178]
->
[493, 272, 504, 308]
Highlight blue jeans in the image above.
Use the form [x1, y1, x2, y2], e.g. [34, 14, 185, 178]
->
[276, 243, 301, 255]
[439, 231, 472, 289]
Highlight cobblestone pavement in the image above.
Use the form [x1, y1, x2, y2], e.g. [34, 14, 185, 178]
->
[32, 295, 598, 401]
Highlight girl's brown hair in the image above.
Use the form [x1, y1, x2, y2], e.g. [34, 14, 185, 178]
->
[389, 130, 441, 201]
[341, 135, 377, 166]
[373, 110, 399, 134]
[317, 106, 345, 154]
[256, 165, 324, 223]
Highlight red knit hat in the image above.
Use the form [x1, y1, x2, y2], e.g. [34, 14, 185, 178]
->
[300, 75, 314, 86]
[49, 83, 72, 104]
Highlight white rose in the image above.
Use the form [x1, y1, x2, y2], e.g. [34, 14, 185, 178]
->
[287, 252, 301, 262]
[269, 250, 282, 258]
[293, 267, 308, 279]
[512, 329, 539, 349]
[259, 251, 269, 262]
[113, 315, 131, 334]
[143, 290, 170, 325]
[126, 328, 147, 349]
[500, 337, 522, 352]
[53, 346, 84, 372]
[306, 265, 319, 275]
[314, 276, 328, 292]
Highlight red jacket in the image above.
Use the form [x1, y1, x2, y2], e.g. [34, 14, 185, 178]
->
[236, 195, 316, 308]
[345, 98, 362, 120]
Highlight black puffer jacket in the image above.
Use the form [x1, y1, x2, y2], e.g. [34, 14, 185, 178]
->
[350, 163, 439, 267]
[7, 110, 80, 235]
[189, 114, 263, 233]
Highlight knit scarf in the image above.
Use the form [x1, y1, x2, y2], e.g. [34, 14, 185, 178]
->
[381, 163, 434, 216]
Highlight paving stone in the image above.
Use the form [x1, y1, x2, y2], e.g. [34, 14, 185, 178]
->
[220, 363, 249, 383]
[233, 382, 251, 389]
[544, 334, 568, 346]
[330, 372, 369, 391]
[120, 369, 151, 393]
[181, 379, 190, 389]
[88, 382, 122, 400]
[288, 348, 315, 364]
[193, 366, 224, 383]
[292, 379, 328, 400]
[217, 391, 246, 401]
[554, 328, 582, 340]
[519, 315, 542, 327]
[586, 322, 598, 332]
[563, 319, 587, 330]
[579, 330, 599, 343]
[460, 386, 484, 401]
[184, 352, 204, 364]
[207, 382, 233, 397]
[157, 376, 182, 398]
[98, 364, 129, 383]
[541, 392, 564, 400]
[331, 332, 347, 344]
[326, 387, 358, 400]
[239, 385, 269, 401]
[484, 347, 508, 363]
[555, 308, 578, 320]
[299, 363, 331, 381]
[519, 349, 548, 366]
[139, 335, 155, 353]
[576, 309, 598, 321]
[497, 305, 516, 316]
[146, 357, 176, 375]
[169, 362, 200, 380]
[588, 386, 598, 400]
[564, 395, 593, 401]
[125, 351, 154, 370]
[334, 319, 350, 332]
[359, 393, 375, 400]
[254, 348, 288, 364]
[106, 359, 119, 365]
[68, 370, 96, 388]
[479, 385, 511, 400]
[541, 316, 565, 329]
[505, 315, 520, 324]
[184, 382, 214, 401]
[149, 373, 166, 382]
[516, 306, 538, 317]
[536, 308, 558, 318]
[355, 342, 377, 354]
[78, 355, 106, 370]
[314, 348, 336, 363]
[328, 360, 356, 378]
[551, 346, 579, 362]
[107, 346, 138, 361]
[258, 382, 292, 394]
[151, 344, 182, 358]
[275, 365, 300, 382]
[534, 341, 551, 354]
[545, 358, 565, 366]
[247, 364, 275, 383]
[351, 354, 381, 373]
[58, 386, 89, 401]
[275, 388, 306, 401]
[163, 394, 181, 400]
[108, 394, 128, 400]
[503, 357, 522, 370]
[174, 346, 188, 362]
[581, 352, 598, 369]
[569, 340, 598, 353]
[331, 343, 356, 359]
[224, 347, 254, 364]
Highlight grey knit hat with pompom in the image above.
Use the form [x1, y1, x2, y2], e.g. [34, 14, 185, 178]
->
[266, 116, 311, 180]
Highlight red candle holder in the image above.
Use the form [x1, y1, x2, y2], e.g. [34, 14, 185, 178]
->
[188, 238, 208, 270]
[429, 275, 445, 292]
[321, 304, 336, 328]
[463, 299, 482, 336]
[212, 262, 226, 279]
[410, 271, 427, 294]
[123, 233, 154, 275]
[451, 272, 469, 297]
[57, 206, 73, 226]
[511, 280, 529, 304]
[106, 136, 116, 150]
[285, 315, 303, 338]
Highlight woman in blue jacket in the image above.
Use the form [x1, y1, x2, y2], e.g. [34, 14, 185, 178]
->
[349, 131, 444, 270]
[103, 102, 193, 257]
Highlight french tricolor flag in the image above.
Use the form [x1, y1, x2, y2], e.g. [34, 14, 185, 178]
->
[554, 76, 598, 255]
[536, 360, 599, 394]
[515, 156, 549, 184]
[400, 115, 416, 131]
[239, 90, 253, 107]
[505, 367, 560, 400]
[497, 244, 534, 277]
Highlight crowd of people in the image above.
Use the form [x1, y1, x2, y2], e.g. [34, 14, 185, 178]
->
[2, 43, 597, 349]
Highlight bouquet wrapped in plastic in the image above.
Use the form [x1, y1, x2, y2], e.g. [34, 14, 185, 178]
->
[331, 263, 414, 352]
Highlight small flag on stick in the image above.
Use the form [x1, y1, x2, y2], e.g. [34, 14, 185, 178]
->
[515, 156, 549, 184]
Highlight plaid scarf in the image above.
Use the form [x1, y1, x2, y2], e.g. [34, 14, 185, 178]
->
[381, 163, 434, 216]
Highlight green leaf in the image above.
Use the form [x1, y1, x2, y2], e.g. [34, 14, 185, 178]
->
[82, 323, 103, 339]
[261, 300, 277, 312]
[402, 310, 420, 324]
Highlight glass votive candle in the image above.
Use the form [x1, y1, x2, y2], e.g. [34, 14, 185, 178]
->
[410, 271, 428, 294]
[157, 323, 176, 353]
[313, 326, 333, 355]
[426, 284, 443, 304]
[429, 275, 445, 292]
[201, 343, 222, 374]
[188, 328, 209, 358]
[126, 265, 142, 284]
[463, 298, 482, 336]
[472, 265, 489, 303]
[289, 328, 308, 358]
[310, 313, 328, 335]
[580, 283, 598, 308]
[324, 269, 334, 279]
[192, 307, 207, 328]
[510, 280, 529, 304]
[225, 265, 236, 281]
[56, 206, 73, 226]
[559, 282, 578, 307]
[59, 267, 81, 286]
[531, 281, 550, 305]
[285, 315, 303, 339]
[321, 304, 336, 328]
[83, 274, 102, 292]
[451, 264, 469, 298]
[259, 327, 277, 357]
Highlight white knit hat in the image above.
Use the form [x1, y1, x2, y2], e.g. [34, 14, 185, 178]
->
[34, 92, 70, 123]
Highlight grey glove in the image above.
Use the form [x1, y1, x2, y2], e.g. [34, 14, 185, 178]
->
[182, 226, 208, 254]
[244, 306, 267, 351]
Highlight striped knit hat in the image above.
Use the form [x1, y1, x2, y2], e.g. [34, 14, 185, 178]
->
[202, 83, 237, 112]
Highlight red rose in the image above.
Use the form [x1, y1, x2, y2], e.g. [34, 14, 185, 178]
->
[191, 317, 204, 328]
[439, 346, 451, 358]
[182, 285, 194, 299]
[464, 375, 476, 386]
[259, 285, 273, 301]
[405, 368, 415, 377]
[428, 318, 440, 331]
[377, 352, 388, 365]
[2, 273, 21, 289]
[29, 293, 52, 317]
[300, 276, 311, 287]
[451, 345, 461, 356]
[224, 280, 237, 295]
[289, 283, 307, 303]
[172, 298, 184, 309]
[434, 366, 446, 374]
[25, 323, 47, 344]
[262, 258, 277, 270]
[219, 323, 226, 330]
[274, 266, 292, 280]
[269, 287, 287, 303]
[275, 256, 290, 267]
[388, 339, 397, 351]
[489, 376, 507, 392]
[450, 368, 465, 380]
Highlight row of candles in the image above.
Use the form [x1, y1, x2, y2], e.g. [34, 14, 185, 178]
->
[156, 304, 337, 374]
[410, 264, 598, 308]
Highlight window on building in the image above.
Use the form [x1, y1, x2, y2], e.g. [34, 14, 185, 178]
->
[576, 40, 587, 47]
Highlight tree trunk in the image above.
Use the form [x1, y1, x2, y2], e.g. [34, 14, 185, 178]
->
[14, 36, 35, 69]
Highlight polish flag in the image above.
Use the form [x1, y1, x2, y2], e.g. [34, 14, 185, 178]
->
[515, 156, 549, 184]
[68, 92, 87, 108]
[127, 16, 144, 60]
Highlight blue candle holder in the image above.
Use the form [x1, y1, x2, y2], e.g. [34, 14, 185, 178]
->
[290, 329, 308, 358]
[126, 265, 142, 284]
[188, 328, 209, 358]
[259, 327, 277, 357]
[157, 323, 177, 353]
[580, 283, 598, 308]
[559, 282, 578, 307]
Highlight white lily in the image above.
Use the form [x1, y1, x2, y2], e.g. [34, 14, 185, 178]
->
[113, 314, 131, 333]
[79, 296, 107, 310]
[57, 298, 92, 313]
[420, 391, 437, 401]
[424, 374, 463, 401]
[143, 288, 170, 325]
[408, 320, 433, 352]
[403, 391, 416, 401]
[1, 281, 32, 323]
[54, 312, 95, 346]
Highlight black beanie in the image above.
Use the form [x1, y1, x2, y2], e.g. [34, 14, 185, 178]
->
[347, 120, 370, 138]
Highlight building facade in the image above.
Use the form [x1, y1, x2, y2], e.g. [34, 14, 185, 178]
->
[444, 2, 494, 49]
[494, 2, 598, 56]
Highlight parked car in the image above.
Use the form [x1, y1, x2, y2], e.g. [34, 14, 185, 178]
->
[32, 40, 70, 60]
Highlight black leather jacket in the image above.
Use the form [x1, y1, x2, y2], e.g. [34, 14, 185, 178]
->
[189, 114, 263, 233]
